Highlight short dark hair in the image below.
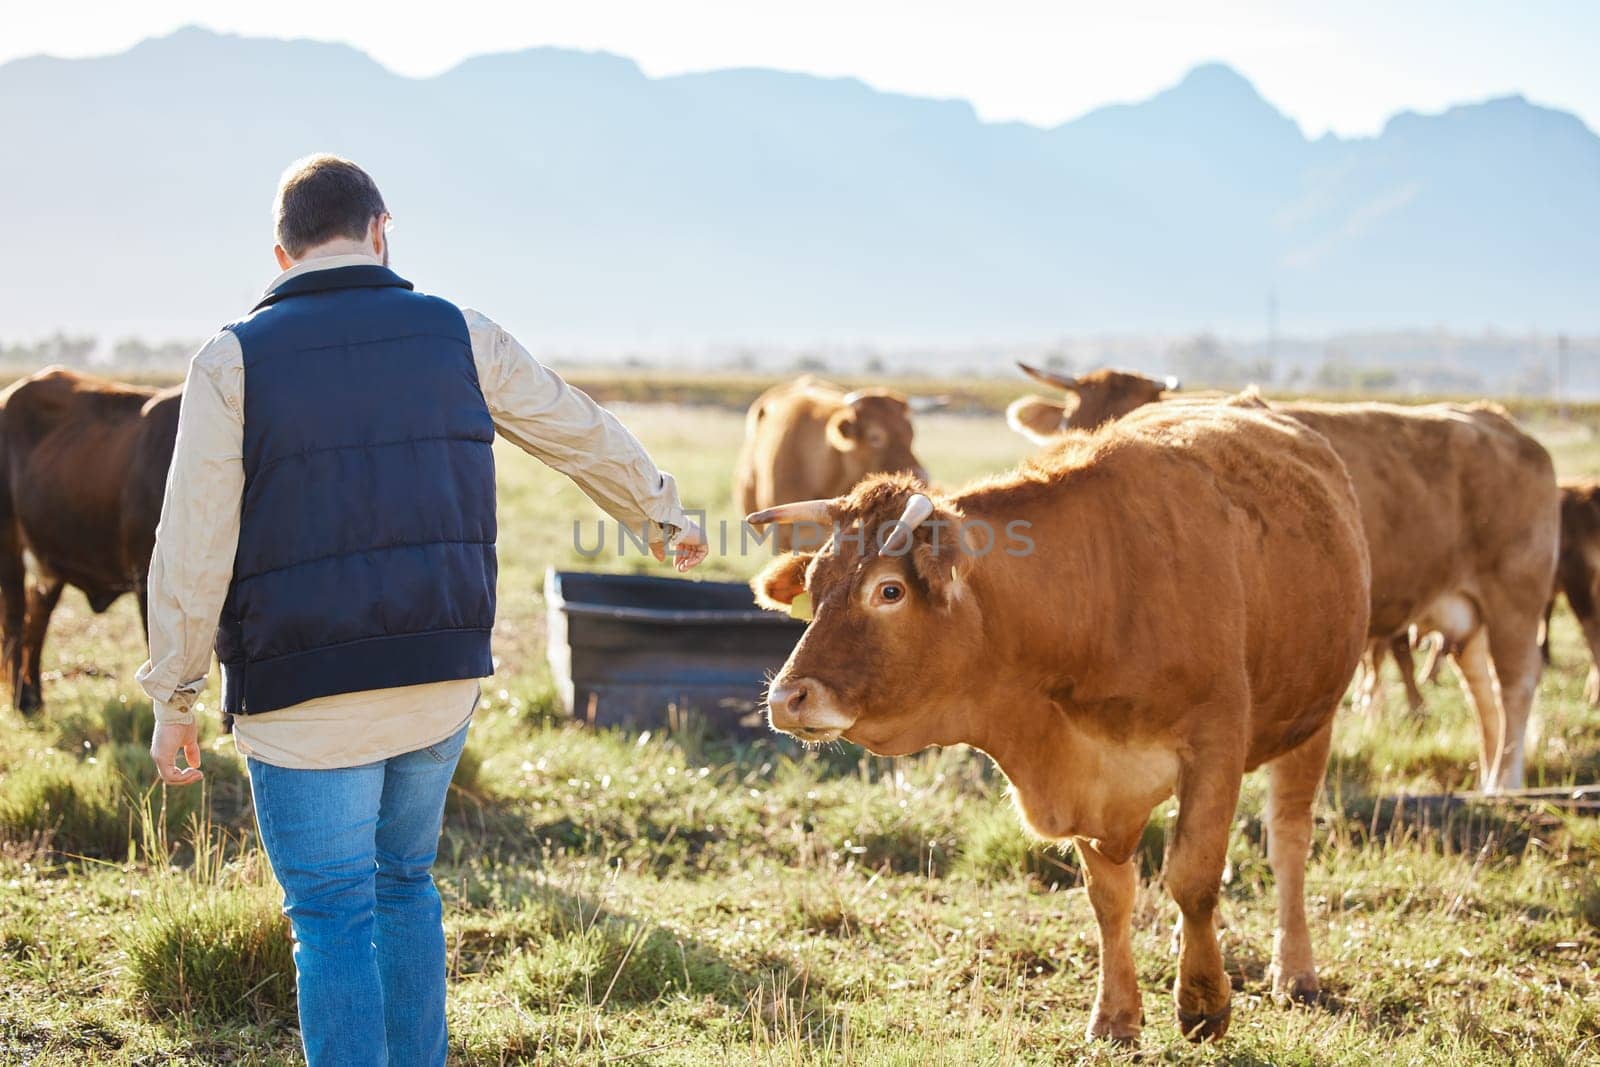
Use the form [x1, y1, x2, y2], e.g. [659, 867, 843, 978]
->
[273, 154, 387, 257]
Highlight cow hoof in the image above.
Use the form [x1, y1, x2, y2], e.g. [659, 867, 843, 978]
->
[1271, 969, 1321, 1005]
[1176, 1002, 1231, 1042]
[1086, 1010, 1141, 1045]
[16, 693, 42, 716]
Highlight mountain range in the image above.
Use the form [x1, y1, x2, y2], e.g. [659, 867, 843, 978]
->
[1, 27, 1596, 349]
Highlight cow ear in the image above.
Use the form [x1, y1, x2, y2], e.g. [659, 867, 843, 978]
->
[825, 409, 860, 451]
[752, 552, 813, 610]
[907, 507, 976, 605]
[1006, 395, 1068, 444]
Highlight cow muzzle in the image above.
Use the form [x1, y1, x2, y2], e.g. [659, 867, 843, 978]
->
[766, 678, 858, 742]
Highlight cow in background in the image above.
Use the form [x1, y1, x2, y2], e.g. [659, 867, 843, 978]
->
[1007, 366, 1560, 792]
[1006, 363, 1180, 441]
[0, 368, 179, 713]
[734, 377, 933, 549]
[747, 397, 1371, 1043]
[1546, 480, 1600, 705]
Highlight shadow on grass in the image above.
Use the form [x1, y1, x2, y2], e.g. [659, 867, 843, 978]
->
[1333, 793, 1563, 859]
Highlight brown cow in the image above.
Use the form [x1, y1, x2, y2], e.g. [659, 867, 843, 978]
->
[733, 376, 931, 549]
[747, 398, 1371, 1043]
[1007, 367, 1559, 792]
[1547, 480, 1600, 705]
[1006, 363, 1180, 440]
[0, 368, 179, 712]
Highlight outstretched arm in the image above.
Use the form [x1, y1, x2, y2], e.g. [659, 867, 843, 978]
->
[465, 310, 706, 570]
[136, 331, 246, 783]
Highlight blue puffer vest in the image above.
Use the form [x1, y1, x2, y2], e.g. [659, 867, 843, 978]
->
[215, 263, 497, 716]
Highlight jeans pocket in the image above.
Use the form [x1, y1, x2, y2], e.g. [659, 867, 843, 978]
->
[423, 721, 470, 763]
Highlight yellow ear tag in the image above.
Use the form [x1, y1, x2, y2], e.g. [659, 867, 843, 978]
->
[789, 591, 813, 622]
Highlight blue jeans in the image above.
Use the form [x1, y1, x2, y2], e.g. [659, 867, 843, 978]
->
[248, 720, 468, 1067]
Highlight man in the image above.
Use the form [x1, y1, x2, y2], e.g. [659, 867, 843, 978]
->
[137, 154, 707, 1066]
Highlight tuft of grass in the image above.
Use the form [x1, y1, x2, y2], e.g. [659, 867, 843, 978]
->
[0, 739, 250, 862]
[122, 885, 296, 1026]
[953, 805, 1078, 887]
[0, 754, 132, 859]
[51, 695, 156, 752]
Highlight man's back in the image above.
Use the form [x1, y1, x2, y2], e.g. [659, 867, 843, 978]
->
[220, 261, 497, 716]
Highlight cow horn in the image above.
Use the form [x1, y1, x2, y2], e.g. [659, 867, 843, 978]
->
[1164, 375, 1182, 391]
[881, 493, 934, 555]
[840, 390, 864, 407]
[746, 498, 839, 527]
[1017, 362, 1078, 391]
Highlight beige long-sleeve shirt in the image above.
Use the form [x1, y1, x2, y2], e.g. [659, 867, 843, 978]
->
[135, 253, 689, 768]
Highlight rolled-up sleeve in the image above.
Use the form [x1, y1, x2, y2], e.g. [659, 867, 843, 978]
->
[464, 309, 688, 533]
[134, 332, 245, 724]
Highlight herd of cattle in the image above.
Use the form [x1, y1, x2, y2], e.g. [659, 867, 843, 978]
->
[0, 362, 1597, 1042]
[737, 366, 1600, 1041]
[739, 369, 1600, 784]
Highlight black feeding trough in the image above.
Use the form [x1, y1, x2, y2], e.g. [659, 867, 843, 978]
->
[543, 568, 807, 730]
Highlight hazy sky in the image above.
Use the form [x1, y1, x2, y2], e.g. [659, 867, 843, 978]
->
[6, 1, 1597, 137]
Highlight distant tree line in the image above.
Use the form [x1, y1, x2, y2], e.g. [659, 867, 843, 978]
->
[0, 334, 199, 374]
[1019, 331, 1592, 399]
[109, 338, 197, 368]
[3, 330, 1596, 400]
[0, 333, 97, 367]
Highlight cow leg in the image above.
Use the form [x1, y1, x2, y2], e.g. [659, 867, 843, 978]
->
[1164, 760, 1242, 1042]
[1355, 640, 1384, 718]
[0, 530, 25, 713]
[1418, 631, 1446, 686]
[18, 578, 64, 714]
[1482, 613, 1543, 793]
[1539, 594, 1555, 667]
[1574, 586, 1600, 708]
[1266, 718, 1333, 1002]
[1075, 838, 1141, 1043]
[1559, 565, 1600, 707]
[1451, 629, 1505, 793]
[1391, 633, 1426, 716]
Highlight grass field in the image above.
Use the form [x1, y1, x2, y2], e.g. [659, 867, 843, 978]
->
[1, 400, 1599, 1065]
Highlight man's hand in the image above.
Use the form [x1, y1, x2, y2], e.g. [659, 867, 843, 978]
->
[651, 520, 709, 573]
[150, 719, 204, 786]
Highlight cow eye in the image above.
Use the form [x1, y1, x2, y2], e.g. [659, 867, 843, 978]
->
[879, 582, 904, 603]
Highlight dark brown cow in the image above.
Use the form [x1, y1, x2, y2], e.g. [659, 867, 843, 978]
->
[748, 397, 1371, 1043]
[1547, 480, 1600, 705]
[1008, 367, 1560, 792]
[0, 368, 179, 712]
[733, 377, 930, 550]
